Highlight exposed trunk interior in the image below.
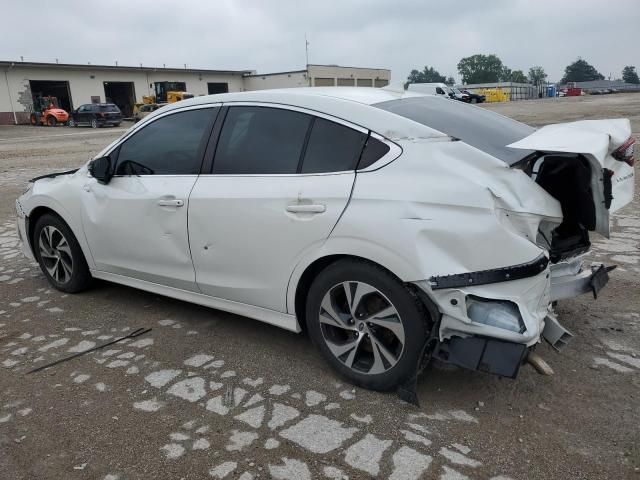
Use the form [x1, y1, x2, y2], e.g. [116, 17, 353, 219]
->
[532, 155, 595, 262]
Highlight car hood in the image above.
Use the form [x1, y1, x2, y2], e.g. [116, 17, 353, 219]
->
[49, 109, 68, 115]
[508, 119, 631, 166]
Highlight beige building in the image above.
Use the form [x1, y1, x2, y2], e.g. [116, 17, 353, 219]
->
[244, 64, 391, 90]
[0, 61, 391, 124]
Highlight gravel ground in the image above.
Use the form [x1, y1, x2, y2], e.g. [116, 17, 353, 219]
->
[0, 94, 639, 480]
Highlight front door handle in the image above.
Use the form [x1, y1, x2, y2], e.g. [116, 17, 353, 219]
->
[286, 204, 326, 214]
[157, 199, 184, 207]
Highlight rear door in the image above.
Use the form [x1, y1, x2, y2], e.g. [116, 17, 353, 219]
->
[189, 104, 367, 312]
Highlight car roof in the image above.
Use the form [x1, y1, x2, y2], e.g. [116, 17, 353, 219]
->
[153, 87, 444, 141]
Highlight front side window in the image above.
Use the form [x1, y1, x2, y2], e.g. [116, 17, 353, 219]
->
[115, 107, 216, 175]
[213, 106, 312, 174]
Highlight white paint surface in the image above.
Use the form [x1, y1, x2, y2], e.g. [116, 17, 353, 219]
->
[389, 446, 433, 480]
[269, 458, 311, 480]
[344, 433, 392, 476]
[279, 414, 358, 454]
[167, 377, 207, 402]
[225, 430, 259, 451]
[305, 390, 326, 407]
[401, 429, 432, 447]
[184, 354, 215, 367]
[269, 384, 290, 395]
[160, 443, 185, 459]
[234, 405, 265, 428]
[439, 447, 482, 467]
[268, 403, 300, 430]
[133, 398, 164, 412]
[145, 369, 182, 388]
[209, 461, 237, 478]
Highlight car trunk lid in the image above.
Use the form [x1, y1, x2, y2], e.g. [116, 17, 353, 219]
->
[508, 119, 635, 237]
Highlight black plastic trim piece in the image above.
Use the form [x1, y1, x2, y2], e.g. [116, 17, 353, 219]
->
[434, 336, 528, 379]
[202, 105, 229, 174]
[30, 168, 79, 183]
[429, 254, 549, 290]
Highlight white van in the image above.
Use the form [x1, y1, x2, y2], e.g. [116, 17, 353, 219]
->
[407, 82, 454, 98]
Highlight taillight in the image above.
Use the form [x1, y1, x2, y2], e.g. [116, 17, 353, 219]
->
[612, 137, 635, 166]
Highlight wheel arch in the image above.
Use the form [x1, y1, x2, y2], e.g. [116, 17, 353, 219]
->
[26, 204, 94, 269]
[290, 252, 438, 331]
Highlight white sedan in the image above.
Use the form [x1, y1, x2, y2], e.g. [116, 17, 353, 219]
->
[15, 88, 635, 390]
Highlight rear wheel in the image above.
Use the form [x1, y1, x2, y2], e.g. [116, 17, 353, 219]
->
[471, 98, 477, 104]
[33, 213, 92, 293]
[46, 116, 56, 127]
[30, 114, 38, 126]
[90, 118, 98, 128]
[305, 259, 430, 391]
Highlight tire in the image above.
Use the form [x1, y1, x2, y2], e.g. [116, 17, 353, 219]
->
[33, 213, 92, 293]
[113, 122, 121, 127]
[46, 116, 56, 127]
[68, 118, 76, 127]
[30, 114, 38, 126]
[305, 259, 430, 391]
[471, 98, 477, 104]
[90, 118, 98, 128]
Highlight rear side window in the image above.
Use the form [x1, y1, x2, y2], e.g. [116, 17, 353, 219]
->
[213, 106, 312, 174]
[301, 118, 366, 173]
[115, 108, 216, 175]
[357, 136, 391, 169]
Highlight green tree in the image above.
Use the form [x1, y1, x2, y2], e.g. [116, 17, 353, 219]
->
[445, 76, 455, 86]
[405, 66, 446, 88]
[622, 66, 640, 84]
[561, 58, 604, 83]
[500, 66, 512, 82]
[528, 66, 547, 86]
[457, 54, 504, 84]
[510, 70, 528, 83]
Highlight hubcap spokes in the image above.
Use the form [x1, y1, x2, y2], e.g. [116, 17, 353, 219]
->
[39, 226, 73, 284]
[319, 281, 405, 375]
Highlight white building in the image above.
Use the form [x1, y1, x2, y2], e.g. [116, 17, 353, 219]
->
[0, 61, 391, 124]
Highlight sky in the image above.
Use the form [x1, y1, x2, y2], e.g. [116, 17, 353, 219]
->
[2, 0, 639, 83]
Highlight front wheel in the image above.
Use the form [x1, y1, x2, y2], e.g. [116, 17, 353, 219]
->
[305, 259, 430, 391]
[90, 118, 98, 128]
[33, 213, 92, 293]
[46, 116, 57, 127]
[68, 118, 76, 127]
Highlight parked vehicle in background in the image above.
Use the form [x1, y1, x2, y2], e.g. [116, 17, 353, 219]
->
[462, 89, 486, 104]
[29, 95, 69, 126]
[16, 88, 635, 391]
[407, 82, 453, 98]
[68, 104, 123, 128]
[133, 103, 164, 123]
[450, 87, 470, 102]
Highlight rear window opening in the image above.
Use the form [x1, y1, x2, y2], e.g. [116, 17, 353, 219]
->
[98, 104, 121, 112]
[373, 96, 535, 165]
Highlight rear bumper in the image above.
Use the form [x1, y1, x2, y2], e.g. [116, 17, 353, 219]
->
[550, 256, 613, 301]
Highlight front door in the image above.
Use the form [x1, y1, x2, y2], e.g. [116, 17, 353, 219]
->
[80, 106, 219, 290]
[189, 105, 367, 312]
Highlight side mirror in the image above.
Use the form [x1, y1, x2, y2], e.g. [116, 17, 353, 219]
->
[88, 156, 113, 184]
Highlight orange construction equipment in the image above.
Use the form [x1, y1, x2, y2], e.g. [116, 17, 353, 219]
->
[29, 96, 69, 126]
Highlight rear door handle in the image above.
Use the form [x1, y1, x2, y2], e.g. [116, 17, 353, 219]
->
[157, 199, 184, 207]
[286, 204, 326, 214]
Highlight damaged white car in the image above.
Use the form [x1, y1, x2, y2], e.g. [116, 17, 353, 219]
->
[15, 88, 635, 391]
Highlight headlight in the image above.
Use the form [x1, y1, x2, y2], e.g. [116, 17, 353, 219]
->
[466, 295, 526, 333]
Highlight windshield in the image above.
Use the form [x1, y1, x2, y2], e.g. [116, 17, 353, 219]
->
[374, 96, 535, 165]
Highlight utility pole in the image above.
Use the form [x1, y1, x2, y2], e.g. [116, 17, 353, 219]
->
[305, 33, 309, 67]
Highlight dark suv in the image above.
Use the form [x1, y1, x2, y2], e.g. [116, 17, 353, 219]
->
[68, 103, 123, 128]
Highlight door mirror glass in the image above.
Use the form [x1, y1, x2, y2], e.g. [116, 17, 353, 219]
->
[89, 156, 113, 184]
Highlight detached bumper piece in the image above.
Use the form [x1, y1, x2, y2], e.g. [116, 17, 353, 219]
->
[434, 337, 528, 378]
[429, 254, 549, 290]
[551, 263, 616, 301]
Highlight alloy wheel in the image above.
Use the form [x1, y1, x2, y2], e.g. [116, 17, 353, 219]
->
[38, 226, 73, 284]
[318, 281, 405, 375]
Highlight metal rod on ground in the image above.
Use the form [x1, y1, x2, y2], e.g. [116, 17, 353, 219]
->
[25, 327, 152, 375]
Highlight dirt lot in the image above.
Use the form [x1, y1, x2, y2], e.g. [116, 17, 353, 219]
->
[0, 94, 639, 480]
